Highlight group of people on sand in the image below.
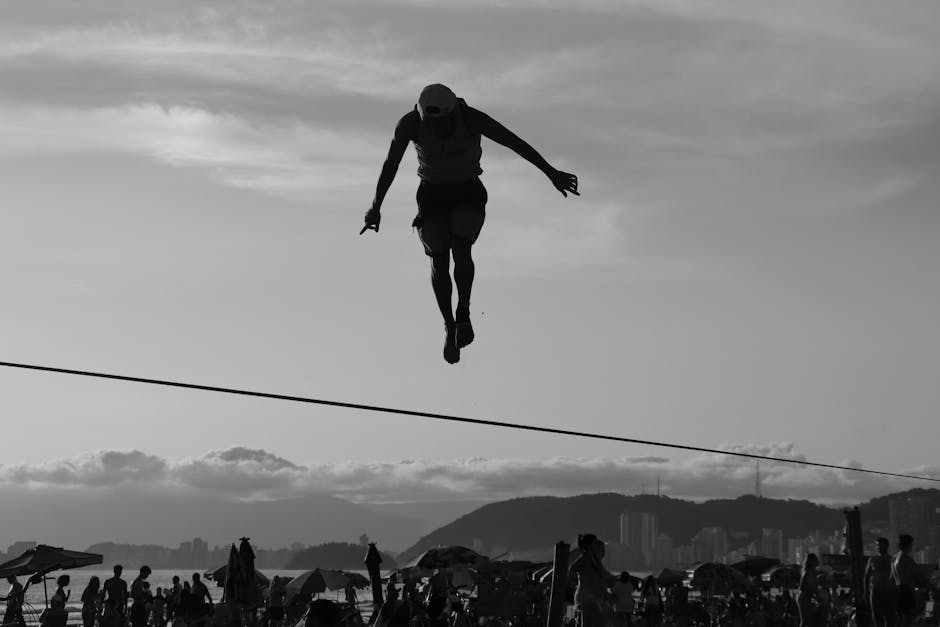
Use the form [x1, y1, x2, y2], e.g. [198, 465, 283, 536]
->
[2, 566, 214, 627]
[92, 566, 215, 627]
[569, 532, 937, 627]
[2, 530, 936, 627]
[569, 533, 670, 627]
[1, 574, 76, 627]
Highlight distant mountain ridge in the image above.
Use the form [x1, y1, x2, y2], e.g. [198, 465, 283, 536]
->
[398, 489, 940, 563]
[0, 487, 420, 553]
[3, 486, 936, 564]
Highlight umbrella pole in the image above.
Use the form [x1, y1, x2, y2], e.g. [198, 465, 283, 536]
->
[43, 576, 49, 608]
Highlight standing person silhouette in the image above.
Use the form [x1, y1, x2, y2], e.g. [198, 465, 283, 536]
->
[102, 565, 128, 627]
[797, 553, 823, 627]
[892, 534, 927, 627]
[864, 537, 895, 627]
[189, 574, 213, 627]
[79, 576, 100, 627]
[362, 83, 579, 364]
[267, 576, 286, 627]
[2, 575, 27, 627]
[568, 534, 615, 627]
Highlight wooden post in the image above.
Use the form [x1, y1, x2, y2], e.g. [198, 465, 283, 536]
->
[844, 507, 870, 627]
[546, 542, 570, 627]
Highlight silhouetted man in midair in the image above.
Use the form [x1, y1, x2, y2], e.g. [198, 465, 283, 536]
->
[363, 84, 579, 364]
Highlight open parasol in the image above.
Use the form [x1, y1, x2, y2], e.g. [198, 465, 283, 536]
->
[405, 546, 489, 570]
[0, 544, 103, 607]
[207, 564, 270, 589]
[761, 564, 801, 589]
[730, 556, 781, 579]
[284, 568, 360, 602]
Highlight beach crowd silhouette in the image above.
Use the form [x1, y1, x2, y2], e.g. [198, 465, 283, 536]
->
[2, 531, 937, 627]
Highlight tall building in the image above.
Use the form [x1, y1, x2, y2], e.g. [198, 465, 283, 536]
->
[673, 544, 696, 567]
[620, 512, 658, 566]
[655, 533, 674, 565]
[761, 529, 784, 560]
[691, 527, 728, 563]
[192, 537, 209, 568]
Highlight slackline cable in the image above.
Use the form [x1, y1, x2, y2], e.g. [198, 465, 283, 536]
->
[1, 359, 937, 484]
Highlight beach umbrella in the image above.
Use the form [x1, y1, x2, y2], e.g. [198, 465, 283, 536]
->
[222, 545, 241, 603]
[687, 562, 745, 591]
[0, 545, 103, 608]
[238, 537, 257, 604]
[654, 568, 687, 587]
[0, 545, 103, 578]
[285, 569, 354, 600]
[346, 573, 370, 589]
[207, 564, 270, 589]
[364, 543, 383, 606]
[761, 564, 801, 589]
[730, 557, 781, 578]
[406, 546, 488, 570]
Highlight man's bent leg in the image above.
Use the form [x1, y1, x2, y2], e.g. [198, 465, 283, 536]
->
[431, 253, 459, 364]
[451, 239, 475, 349]
[430, 253, 454, 325]
[450, 204, 483, 350]
[451, 239, 474, 316]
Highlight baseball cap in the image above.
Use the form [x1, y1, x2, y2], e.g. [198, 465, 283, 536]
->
[417, 83, 457, 119]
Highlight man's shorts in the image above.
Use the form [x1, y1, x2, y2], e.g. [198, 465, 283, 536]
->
[896, 584, 916, 616]
[871, 588, 896, 621]
[413, 177, 487, 257]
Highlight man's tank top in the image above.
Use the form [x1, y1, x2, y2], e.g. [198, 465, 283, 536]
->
[413, 99, 483, 184]
[868, 554, 893, 589]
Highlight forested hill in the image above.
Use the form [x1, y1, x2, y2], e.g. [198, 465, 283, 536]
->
[858, 488, 940, 522]
[398, 493, 843, 563]
[284, 542, 398, 570]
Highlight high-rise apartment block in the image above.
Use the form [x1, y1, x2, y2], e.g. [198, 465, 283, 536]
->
[620, 511, 659, 566]
[761, 528, 784, 560]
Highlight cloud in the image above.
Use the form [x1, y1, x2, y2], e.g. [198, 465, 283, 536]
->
[0, 103, 378, 202]
[174, 447, 307, 493]
[2, 0, 938, 282]
[0, 450, 168, 487]
[2, 445, 935, 504]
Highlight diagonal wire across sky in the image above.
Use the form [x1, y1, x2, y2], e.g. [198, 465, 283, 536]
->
[1, 359, 938, 484]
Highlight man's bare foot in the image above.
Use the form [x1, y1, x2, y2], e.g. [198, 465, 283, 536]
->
[443, 323, 460, 364]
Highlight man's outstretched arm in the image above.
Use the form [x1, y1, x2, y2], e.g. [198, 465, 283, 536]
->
[362, 114, 412, 234]
[472, 108, 579, 197]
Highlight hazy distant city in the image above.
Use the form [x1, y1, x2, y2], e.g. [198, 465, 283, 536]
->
[4, 492, 936, 571]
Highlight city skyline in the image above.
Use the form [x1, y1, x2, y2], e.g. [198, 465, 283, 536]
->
[2, 487, 936, 567]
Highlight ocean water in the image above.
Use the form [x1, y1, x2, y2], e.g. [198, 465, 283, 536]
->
[7, 568, 380, 619]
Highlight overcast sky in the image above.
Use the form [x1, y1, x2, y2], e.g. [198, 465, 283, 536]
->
[1, 0, 938, 511]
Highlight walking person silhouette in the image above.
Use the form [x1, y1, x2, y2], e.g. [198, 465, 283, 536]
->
[362, 84, 579, 364]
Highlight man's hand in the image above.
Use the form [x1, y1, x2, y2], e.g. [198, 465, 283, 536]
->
[550, 169, 579, 197]
[360, 207, 381, 235]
